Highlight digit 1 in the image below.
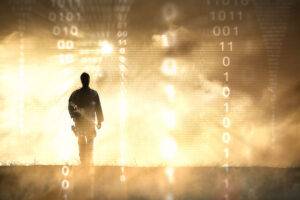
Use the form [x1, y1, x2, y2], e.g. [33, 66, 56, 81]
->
[224, 72, 228, 82]
[224, 102, 229, 113]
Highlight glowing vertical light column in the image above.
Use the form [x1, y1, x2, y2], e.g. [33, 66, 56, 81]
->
[207, 0, 250, 199]
[161, 3, 178, 199]
[49, 0, 81, 198]
[116, 0, 132, 183]
[161, 58, 177, 199]
[19, 33, 25, 135]
[14, 0, 31, 135]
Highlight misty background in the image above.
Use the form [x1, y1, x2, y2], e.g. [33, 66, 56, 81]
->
[0, 0, 299, 167]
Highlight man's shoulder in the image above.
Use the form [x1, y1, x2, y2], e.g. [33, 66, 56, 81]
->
[71, 89, 81, 95]
[70, 87, 99, 97]
[89, 88, 99, 96]
[70, 89, 82, 99]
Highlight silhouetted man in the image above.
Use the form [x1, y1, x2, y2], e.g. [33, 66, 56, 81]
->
[68, 72, 104, 165]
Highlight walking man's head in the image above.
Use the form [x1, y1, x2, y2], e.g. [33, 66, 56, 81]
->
[80, 72, 90, 88]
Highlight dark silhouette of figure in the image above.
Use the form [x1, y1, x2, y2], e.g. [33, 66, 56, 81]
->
[68, 72, 104, 165]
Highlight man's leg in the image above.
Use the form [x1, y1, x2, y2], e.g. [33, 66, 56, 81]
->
[78, 135, 87, 165]
[86, 135, 95, 165]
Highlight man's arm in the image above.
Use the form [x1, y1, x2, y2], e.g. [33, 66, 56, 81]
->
[95, 92, 104, 126]
[68, 92, 80, 120]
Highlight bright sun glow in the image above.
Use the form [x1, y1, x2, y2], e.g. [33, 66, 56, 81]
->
[99, 40, 113, 55]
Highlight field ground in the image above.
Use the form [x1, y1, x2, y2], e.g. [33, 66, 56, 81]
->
[0, 166, 299, 200]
